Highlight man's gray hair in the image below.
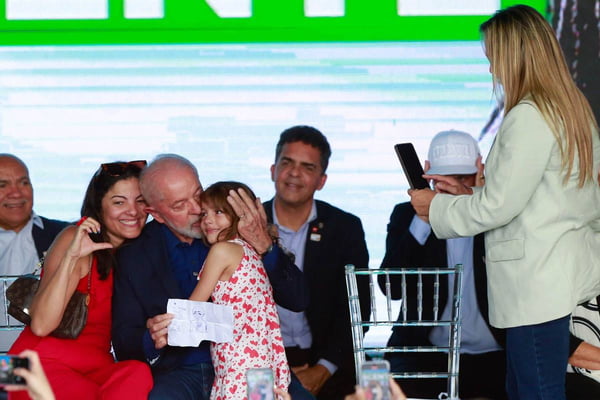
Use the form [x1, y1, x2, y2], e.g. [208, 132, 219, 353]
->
[140, 154, 199, 205]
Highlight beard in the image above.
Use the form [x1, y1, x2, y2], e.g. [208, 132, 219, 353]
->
[163, 217, 203, 240]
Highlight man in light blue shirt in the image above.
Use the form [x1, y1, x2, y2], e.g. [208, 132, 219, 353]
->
[0, 154, 68, 275]
[0, 154, 68, 351]
[264, 126, 370, 400]
[378, 131, 506, 399]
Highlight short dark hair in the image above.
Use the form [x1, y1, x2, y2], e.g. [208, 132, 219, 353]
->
[81, 162, 144, 280]
[274, 125, 332, 173]
[200, 181, 257, 244]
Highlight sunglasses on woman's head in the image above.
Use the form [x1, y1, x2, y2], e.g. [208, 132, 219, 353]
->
[99, 160, 147, 176]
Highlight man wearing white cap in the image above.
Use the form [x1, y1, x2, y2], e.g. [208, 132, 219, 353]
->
[378, 130, 506, 399]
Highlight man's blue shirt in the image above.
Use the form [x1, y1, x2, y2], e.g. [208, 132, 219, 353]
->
[142, 224, 211, 364]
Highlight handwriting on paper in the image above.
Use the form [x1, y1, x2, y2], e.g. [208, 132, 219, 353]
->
[167, 299, 234, 347]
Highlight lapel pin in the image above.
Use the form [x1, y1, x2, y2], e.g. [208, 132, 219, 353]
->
[310, 225, 322, 242]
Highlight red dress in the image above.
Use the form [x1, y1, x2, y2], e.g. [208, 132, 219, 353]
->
[9, 258, 153, 400]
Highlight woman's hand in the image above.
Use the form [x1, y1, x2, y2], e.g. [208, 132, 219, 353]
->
[4, 350, 55, 400]
[409, 188, 436, 223]
[65, 217, 113, 260]
[474, 155, 485, 187]
[29, 218, 111, 336]
[423, 174, 474, 195]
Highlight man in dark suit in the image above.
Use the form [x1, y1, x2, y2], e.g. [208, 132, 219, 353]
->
[0, 153, 68, 351]
[264, 126, 370, 400]
[112, 154, 308, 400]
[379, 131, 506, 399]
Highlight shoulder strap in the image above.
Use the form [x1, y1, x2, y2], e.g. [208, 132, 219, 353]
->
[84, 256, 93, 294]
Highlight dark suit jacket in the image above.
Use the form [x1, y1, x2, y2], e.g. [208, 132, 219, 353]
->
[32, 216, 69, 260]
[264, 199, 370, 382]
[378, 202, 504, 347]
[112, 219, 309, 373]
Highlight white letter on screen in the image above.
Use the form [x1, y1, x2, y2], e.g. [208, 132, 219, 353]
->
[125, 0, 164, 19]
[398, 0, 499, 16]
[6, 0, 108, 20]
[204, 0, 252, 18]
[305, 0, 345, 17]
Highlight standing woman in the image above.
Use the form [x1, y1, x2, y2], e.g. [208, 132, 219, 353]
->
[410, 5, 600, 400]
[9, 161, 153, 399]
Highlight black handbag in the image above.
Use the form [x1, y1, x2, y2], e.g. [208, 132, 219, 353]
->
[6, 271, 91, 339]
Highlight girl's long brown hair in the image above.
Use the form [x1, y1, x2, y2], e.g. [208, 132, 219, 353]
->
[200, 181, 257, 244]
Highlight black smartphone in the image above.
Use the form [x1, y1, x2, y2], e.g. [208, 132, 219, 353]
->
[394, 143, 430, 189]
[0, 355, 29, 385]
[88, 231, 103, 243]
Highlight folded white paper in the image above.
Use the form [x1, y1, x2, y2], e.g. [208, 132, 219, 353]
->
[167, 299, 234, 347]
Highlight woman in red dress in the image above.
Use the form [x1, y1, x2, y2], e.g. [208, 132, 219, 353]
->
[9, 161, 153, 400]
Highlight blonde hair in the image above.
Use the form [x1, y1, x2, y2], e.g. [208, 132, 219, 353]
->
[481, 5, 598, 186]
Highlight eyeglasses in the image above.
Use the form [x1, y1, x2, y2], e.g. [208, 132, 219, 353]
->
[98, 160, 147, 176]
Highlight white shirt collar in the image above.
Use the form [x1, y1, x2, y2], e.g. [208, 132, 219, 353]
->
[31, 212, 44, 229]
[272, 200, 317, 233]
[0, 212, 42, 233]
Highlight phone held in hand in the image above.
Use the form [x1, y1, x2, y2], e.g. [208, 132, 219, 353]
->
[360, 360, 391, 400]
[394, 143, 430, 190]
[88, 231, 103, 243]
[246, 368, 274, 400]
[0, 355, 29, 385]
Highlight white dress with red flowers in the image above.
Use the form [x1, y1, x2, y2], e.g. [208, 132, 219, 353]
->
[209, 239, 290, 400]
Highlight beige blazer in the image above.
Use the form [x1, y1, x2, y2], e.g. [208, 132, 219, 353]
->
[430, 100, 600, 329]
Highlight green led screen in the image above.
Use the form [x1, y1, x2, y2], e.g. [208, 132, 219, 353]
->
[0, 0, 546, 45]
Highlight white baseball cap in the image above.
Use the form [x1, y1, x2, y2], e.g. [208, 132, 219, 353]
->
[427, 130, 480, 175]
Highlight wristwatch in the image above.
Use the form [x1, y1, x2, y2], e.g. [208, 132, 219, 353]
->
[260, 238, 278, 258]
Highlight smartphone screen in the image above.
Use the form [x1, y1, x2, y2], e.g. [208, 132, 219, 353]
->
[0, 355, 28, 385]
[246, 368, 274, 400]
[394, 143, 430, 190]
[360, 360, 391, 400]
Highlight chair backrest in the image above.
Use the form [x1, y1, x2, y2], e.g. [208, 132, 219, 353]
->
[345, 264, 463, 400]
[0, 275, 25, 354]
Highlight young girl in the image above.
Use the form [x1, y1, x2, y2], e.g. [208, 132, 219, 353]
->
[190, 181, 290, 400]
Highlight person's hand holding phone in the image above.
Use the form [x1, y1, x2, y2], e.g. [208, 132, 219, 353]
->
[394, 143, 430, 190]
[3, 350, 55, 400]
[424, 155, 484, 194]
[474, 155, 485, 187]
[408, 188, 435, 223]
[423, 174, 474, 195]
[66, 216, 113, 261]
[395, 143, 436, 223]
[344, 378, 406, 400]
